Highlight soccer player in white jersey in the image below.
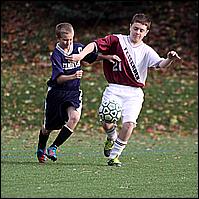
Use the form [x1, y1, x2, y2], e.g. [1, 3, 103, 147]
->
[67, 13, 181, 166]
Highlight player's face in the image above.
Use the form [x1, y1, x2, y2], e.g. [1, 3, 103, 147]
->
[59, 32, 74, 50]
[129, 22, 149, 44]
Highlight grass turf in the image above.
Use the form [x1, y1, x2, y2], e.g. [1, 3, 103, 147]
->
[1, 133, 198, 198]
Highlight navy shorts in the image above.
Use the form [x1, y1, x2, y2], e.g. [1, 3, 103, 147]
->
[43, 88, 82, 130]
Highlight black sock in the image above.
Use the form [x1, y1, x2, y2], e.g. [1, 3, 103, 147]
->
[38, 130, 49, 150]
[51, 126, 73, 147]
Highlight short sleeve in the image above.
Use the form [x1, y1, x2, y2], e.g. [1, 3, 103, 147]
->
[146, 46, 165, 68]
[82, 52, 98, 63]
[95, 35, 118, 53]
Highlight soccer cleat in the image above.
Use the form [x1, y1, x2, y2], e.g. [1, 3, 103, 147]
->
[104, 138, 114, 157]
[47, 146, 57, 162]
[107, 156, 122, 167]
[37, 148, 47, 163]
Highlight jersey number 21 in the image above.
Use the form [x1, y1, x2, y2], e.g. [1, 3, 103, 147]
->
[113, 61, 122, 71]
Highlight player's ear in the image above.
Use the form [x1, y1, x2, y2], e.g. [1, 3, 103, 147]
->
[129, 23, 132, 31]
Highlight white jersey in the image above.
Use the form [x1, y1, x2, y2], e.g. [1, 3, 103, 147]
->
[95, 34, 164, 87]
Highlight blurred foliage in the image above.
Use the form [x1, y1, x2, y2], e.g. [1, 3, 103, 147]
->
[1, 0, 198, 76]
[1, 64, 198, 139]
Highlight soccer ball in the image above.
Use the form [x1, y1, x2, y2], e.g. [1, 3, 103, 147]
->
[98, 100, 122, 123]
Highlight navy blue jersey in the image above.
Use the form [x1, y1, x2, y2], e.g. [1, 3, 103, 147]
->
[47, 42, 97, 90]
[43, 42, 97, 130]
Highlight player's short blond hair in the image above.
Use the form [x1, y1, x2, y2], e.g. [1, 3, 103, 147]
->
[130, 13, 151, 30]
[55, 23, 74, 38]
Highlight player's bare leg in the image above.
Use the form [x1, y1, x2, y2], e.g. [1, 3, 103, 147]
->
[107, 122, 135, 166]
[102, 122, 118, 157]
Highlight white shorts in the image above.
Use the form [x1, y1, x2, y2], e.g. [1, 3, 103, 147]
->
[100, 84, 144, 125]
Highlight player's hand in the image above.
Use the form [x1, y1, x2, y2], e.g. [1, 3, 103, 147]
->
[75, 70, 83, 79]
[106, 55, 121, 63]
[167, 51, 181, 60]
[66, 54, 82, 63]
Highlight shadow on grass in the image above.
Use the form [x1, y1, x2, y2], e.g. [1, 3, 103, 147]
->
[1, 159, 107, 167]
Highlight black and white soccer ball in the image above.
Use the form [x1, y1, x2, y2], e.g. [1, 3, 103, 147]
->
[98, 100, 122, 123]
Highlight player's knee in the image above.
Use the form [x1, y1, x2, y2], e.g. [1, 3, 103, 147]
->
[102, 122, 115, 131]
[69, 113, 80, 125]
[123, 122, 136, 131]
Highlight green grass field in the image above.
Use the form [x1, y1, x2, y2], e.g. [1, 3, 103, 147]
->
[1, 65, 198, 198]
[1, 132, 198, 198]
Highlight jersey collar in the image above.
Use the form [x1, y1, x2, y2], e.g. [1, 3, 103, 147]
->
[56, 43, 73, 56]
[127, 36, 144, 48]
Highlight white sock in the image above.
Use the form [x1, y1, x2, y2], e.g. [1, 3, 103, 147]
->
[106, 126, 117, 141]
[109, 138, 127, 159]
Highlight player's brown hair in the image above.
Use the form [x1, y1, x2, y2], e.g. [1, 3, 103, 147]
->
[130, 13, 151, 30]
[55, 23, 74, 38]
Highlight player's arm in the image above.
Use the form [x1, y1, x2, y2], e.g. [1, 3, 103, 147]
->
[159, 51, 181, 67]
[97, 54, 121, 63]
[80, 54, 121, 67]
[51, 53, 83, 85]
[66, 42, 96, 62]
[56, 70, 83, 84]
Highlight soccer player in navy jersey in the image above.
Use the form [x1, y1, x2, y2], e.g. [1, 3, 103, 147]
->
[67, 13, 181, 166]
[36, 23, 116, 163]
